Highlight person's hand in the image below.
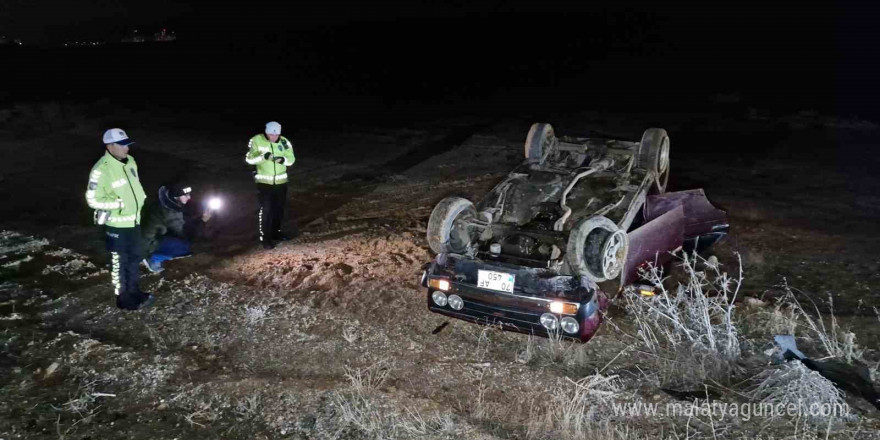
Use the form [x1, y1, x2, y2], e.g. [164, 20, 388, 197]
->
[202, 210, 213, 222]
[263, 152, 272, 160]
[274, 157, 285, 164]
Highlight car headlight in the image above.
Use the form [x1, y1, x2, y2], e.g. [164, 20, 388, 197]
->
[447, 294, 464, 311]
[540, 313, 559, 331]
[428, 278, 450, 291]
[561, 317, 579, 334]
[432, 291, 448, 307]
[549, 301, 578, 315]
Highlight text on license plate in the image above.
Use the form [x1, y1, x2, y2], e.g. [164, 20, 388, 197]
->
[477, 270, 515, 293]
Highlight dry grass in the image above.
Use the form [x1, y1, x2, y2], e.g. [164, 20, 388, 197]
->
[769, 283, 864, 363]
[51, 378, 108, 436]
[397, 410, 463, 437]
[234, 393, 262, 421]
[332, 361, 472, 439]
[342, 324, 359, 343]
[343, 359, 392, 393]
[244, 304, 269, 326]
[527, 418, 647, 440]
[148, 275, 260, 351]
[332, 391, 391, 437]
[524, 374, 631, 440]
[8, 229, 878, 440]
[634, 252, 741, 358]
[748, 362, 850, 427]
[620, 252, 743, 387]
[184, 399, 222, 428]
[517, 330, 572, 365]
[333, 360, 393, 437]
[749, 297, 801, 337]
[516, 327, 599, 370]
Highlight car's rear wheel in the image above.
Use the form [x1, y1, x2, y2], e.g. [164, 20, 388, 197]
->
[566, 216, 629, 282]
[427, 197, 478, 254]
[525, 123, 556, 164]
[637, 128, 670, 193]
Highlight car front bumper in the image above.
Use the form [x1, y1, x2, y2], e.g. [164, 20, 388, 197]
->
[423, 254, 607, 342]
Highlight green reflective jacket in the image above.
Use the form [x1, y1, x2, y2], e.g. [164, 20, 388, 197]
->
[85, 152, 147, 228]
[244, 134, 296, 185]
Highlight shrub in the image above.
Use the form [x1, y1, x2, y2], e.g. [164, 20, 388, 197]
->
[749, 362, 851, 426]
[621, 252, 742, 387]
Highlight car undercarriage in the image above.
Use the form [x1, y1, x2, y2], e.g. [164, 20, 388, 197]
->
[422, 123, 728, 342]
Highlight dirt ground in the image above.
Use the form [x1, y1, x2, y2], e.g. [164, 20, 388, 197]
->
[1, 103, 879, 439]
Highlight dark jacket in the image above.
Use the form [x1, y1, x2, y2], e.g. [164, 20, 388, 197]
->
[141, 186, 205, 255]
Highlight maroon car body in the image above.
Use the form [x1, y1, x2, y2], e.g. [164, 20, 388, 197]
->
[422, 125, 728, 342]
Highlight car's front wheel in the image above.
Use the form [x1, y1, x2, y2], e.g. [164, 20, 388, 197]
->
[566, 216, 629, 282]
[427, 197, 478, 254]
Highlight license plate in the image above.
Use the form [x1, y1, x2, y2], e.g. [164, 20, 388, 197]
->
[477, 270, 515, 293]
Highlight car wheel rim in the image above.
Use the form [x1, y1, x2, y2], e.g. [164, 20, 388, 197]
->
[601, 230, 626, 278]
[449, 222, 468, 252]
[448, 211, 475, 253]
[539, 126, 555, 161]
[658, 137, 670, 174]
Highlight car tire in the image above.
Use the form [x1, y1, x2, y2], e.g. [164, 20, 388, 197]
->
[637, 128, 670, 194]
[427, 197, 478, 254]
[524, 123, 556, 164]
[566, 216, 629, 282]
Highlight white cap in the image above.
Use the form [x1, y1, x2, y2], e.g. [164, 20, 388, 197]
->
[102, 128, 134, 146]
[265, 121, 282, 135]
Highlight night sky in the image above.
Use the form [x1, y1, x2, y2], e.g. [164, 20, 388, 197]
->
[2, 1, 878, 120]
[1, 1, 863, 46]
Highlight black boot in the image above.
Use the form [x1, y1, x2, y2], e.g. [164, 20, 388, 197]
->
[275, 225, 301, 241]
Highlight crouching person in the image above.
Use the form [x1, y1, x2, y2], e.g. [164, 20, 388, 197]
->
[141, 182, 212, 273]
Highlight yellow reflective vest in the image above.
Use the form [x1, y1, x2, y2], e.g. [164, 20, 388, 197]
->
[244, 134, 296, 185]
[85, 152, 147, 228]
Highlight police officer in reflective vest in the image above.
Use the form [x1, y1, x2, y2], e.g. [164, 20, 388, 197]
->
[245, 121, 297, 249]
[85, 128, 154, 310]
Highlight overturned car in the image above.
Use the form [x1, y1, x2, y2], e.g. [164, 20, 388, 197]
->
[421, 124, 728, 342]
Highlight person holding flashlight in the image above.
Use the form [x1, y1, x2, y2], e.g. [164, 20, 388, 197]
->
[140, 182, 212, 273]
[245, 121, 297, 249]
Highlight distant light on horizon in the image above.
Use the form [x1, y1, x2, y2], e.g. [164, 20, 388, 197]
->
[63, 40, 106, 47]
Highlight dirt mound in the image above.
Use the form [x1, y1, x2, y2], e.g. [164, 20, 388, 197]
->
[214, 229, 432, 316]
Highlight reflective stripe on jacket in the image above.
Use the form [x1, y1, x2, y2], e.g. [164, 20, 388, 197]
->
[244, 134, 296, 185]
[85, 151, 147, 228]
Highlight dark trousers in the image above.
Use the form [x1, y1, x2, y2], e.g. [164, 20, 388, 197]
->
[105, 226, 148, 310]
[257, 183, 287, 243]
